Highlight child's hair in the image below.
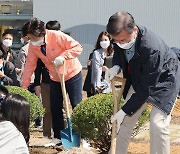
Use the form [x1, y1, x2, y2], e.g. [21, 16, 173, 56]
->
[0, 85, 9, 114]
[0, 85, 9, 95]
[1, 93, 30, 143]
[46, 20, 61, 31]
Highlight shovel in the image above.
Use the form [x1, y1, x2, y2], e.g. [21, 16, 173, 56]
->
[110, 76, 126, 154]
[53, 61, 81, 150]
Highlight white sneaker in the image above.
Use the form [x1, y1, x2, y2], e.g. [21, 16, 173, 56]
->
[44, 138, 62, 147]
[43, 136, 51, 139]
[82, 139, 91, 149]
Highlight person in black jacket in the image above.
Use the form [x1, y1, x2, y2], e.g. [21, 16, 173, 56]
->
[105, 11, 180, 154]
[34, 58, 51, 137]
[34, 20, 61, 145]
[83, 52, 94, 97]
[0, 50, 19, 86]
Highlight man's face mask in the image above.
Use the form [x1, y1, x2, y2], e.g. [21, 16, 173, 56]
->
[3, 39, 12, 47]
[116, 38, 136, 50]
[31, 38, 44, 46]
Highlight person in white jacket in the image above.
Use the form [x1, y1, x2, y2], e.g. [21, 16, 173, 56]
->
[0, 86, 30, 153]
[0, 121, 29, 153]
[91, 31, 114, 94]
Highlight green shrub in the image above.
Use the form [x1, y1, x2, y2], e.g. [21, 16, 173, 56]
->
[72, 93, 113, 151]
[71, 93, 150, 152]
[6, 86, 45, 127]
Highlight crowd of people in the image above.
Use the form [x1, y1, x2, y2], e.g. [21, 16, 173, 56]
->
[0, 10, 179, 154]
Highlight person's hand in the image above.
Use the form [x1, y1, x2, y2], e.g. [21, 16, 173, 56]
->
[105, 65, 120, 82]
[0, 71, 4, 78]
[53, 56, 65, 66]
[34, 86, 41, 97]
[102, 66, 108, 72]
[111, 109, 126, 133]
[15, 68, 21, 74]
[34, 86, 42, 102]
[87, 60, 91, 66]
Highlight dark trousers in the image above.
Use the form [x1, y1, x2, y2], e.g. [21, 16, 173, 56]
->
[50, 72, 82, 139]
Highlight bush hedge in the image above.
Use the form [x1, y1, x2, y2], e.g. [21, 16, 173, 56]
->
[71, 93, 150, 152]
[6, 86, 45, 127]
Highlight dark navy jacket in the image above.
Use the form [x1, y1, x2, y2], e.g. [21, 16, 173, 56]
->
[0, 60, 19, 86]
[113, 26, 180, 116]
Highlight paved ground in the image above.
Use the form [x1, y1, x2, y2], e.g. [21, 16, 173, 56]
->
[134, 123, 180, 145]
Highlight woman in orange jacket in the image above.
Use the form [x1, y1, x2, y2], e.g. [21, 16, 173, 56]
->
[21, 18, 83, 146]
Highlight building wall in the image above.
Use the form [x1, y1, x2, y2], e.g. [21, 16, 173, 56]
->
[34, 0, 180, 67]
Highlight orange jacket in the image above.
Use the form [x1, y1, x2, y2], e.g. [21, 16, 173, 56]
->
[21, 30, 82, 89]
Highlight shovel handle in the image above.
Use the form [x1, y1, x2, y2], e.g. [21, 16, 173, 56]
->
[53, 61, 71, 118]
[110, 76, 126, 154]
[53, 61, 74, 142]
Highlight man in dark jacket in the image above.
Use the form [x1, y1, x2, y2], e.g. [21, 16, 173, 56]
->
[105, 11, 180, 154]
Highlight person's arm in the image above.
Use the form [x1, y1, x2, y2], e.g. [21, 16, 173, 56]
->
[91, 50, 103, 88]
[21, 46, 38, 89]
[11, 50, 18, 68]
[0, 71, 13, 85]
[34, 59, 43, 87]
[87, 52, 93, 68]
[17, 48, 27, 70]
[16, 47, 27, 78]
[1, 61, 19, 86]
[56, 31, 83, 59]
[34, 59, 43, 97]
[122, 47, 161, 116]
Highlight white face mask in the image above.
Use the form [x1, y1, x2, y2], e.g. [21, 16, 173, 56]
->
[116, 38, 136, 50]
[31, 39, 44, 46]
[100, 41, 110, 49]
[20, 38, 24, 44]
[3, 39, 12, 47]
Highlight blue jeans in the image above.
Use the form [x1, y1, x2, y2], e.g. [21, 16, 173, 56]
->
[50, 72, 82, 139]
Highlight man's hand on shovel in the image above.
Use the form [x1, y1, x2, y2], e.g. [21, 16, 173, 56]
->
[111, 109, 126, 134]
[53, 55, 65, 66]
[105, 65, 120, 83]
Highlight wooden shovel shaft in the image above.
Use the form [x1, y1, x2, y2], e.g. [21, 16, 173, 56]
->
[53, 62, 71, 118]
[110, 76, 126, 154]
[53, 62, 73, 141]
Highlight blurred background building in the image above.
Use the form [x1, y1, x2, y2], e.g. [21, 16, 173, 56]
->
[33, 0, 180, 67]
[0, 0, 179, 67]
[0, 0, 33, 51]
